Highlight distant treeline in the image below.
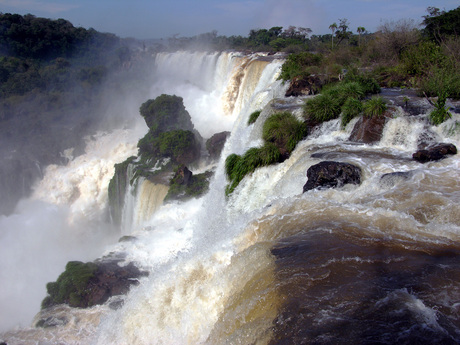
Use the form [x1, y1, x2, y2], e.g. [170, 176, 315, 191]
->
[165, 6, 459, 55]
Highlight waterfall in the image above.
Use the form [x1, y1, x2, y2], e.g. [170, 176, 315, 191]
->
[1, 51, 460, 345]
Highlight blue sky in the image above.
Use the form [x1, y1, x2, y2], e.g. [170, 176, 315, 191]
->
[0, 0, 458, 39]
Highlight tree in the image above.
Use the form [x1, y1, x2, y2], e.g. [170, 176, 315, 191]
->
[423, 6, 460, 43]
[336, 18, 352, 46]
[357, 26, 366, 46]
[329, 22, 337, 49]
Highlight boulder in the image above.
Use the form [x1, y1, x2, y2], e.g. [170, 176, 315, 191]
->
[206, 131, 230, 160]
[412, 143, 457, 163]
[380, 171, 414, 188]
[285, 75, 322, 97]
[171, 164, 193, 185]
[349, 115, 387, 144]
[303, 161, 362, 192]
[41, 260, 148, 309]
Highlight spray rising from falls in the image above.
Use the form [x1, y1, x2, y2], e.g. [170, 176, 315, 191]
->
[2, 51, 460, 344]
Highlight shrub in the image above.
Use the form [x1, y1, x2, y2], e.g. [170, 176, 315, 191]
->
[247, 110, 261, 125]
[429, 93, 451, 125]
[262, 112, 307, 154]
[363, 96, 387, 118]
[225, 112, 306, 195]
[278, 52, 323, 82]
[341, 97, 363, 128]
[418, 67, 460, 99]
[303, 93, 341, 122]
[343, 70, 381, 94]
[322, 81, 365, 105]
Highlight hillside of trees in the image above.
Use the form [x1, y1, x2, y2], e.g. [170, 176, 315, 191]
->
[0, 13, 151, 215]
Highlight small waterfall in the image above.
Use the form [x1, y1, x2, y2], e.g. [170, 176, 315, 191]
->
[132, 179, 169, 230]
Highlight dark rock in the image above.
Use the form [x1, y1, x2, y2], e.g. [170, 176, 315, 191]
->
[35, 316, 68, 328]
[303, 161, 362, 192]
[416, 129, 440, 149]
[166, 168, 213, 202]
[41, 260, 148, 309]
[206, 131, 230, 160]
[285, 75, 322, 97]
[412, 143, 457, 163]
[380, 171, 414, 188]
[349, 115, 387, 144]
[172, 164, 193, 185]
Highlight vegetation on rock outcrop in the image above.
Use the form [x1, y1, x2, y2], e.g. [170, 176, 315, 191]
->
[225, 112, 307, 195]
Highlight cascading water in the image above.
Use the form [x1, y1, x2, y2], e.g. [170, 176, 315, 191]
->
[1, 51, 460, 345]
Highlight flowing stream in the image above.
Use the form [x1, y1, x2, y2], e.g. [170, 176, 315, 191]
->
[1, 51, 460, 344]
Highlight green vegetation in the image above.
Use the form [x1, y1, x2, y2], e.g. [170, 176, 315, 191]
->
[341, 97, 363, 128]
[278, 52, 323, 82]
[247, 110, 262, 125]
[137, 129, 199, 164]
[429, 93, 451, 125]
[139, 94, 194, 134]
[363, 97, 388, 118]
[262, 112, 308, 154]
[42, 261, 98, 309]
[304, 81, 369, 123]
[225, 112, 306, 195]
[165, 169, 213, 201]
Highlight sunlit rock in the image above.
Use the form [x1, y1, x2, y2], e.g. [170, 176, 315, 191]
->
[303, 161, 362, 192]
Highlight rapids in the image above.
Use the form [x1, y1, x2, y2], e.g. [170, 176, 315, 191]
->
[1, 51, 460, 344]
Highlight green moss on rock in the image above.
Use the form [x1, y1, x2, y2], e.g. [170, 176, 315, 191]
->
[139, 94, 194, 135]
[42, 261, 98, 309]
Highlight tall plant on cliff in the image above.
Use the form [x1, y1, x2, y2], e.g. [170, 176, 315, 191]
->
[329, 23, 337, 49]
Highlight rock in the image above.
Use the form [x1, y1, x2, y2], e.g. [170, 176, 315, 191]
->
[412, 143, 457, 163]
[285, 75, 322, 97]
[380, 171, 414, 188]
[206, 131, 230, 160]
[349, 115, 387, 144]
[166, 167, 213, 202]
[139, 94, 195, 134]
[303, 161, 362, 192]
[171, 165, 193, 185]
[41, 260, 148, 309]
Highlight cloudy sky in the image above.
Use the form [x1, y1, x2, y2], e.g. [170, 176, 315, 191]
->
[0, 0, 458, 39]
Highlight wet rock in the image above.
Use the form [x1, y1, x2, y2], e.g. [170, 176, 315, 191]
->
[41, 260, 148, 309]
[206, 131, 230, 160]
[165, 167, 213, 202]
[349, 115, 387, 144]
[172, 164, 193, 185]
[303, 161, 362, 192]
[35, 315, 68, 328]
[380, 171, 414, 188]
[285, 75, 322, 97]
[412, 143, 457, 163]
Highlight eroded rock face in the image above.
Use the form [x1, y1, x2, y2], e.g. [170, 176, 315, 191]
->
[303, 161, 362, 193]
[206, 131, 230, 160]
[412, 143, 457, 163]
[349, 115, 387, 144]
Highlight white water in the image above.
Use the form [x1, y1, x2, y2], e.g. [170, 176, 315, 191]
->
[1, 51, 460, 344]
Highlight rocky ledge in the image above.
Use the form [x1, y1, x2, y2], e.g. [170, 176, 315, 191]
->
[303, 161, 362, 192]
[41, 259, 148, 310]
